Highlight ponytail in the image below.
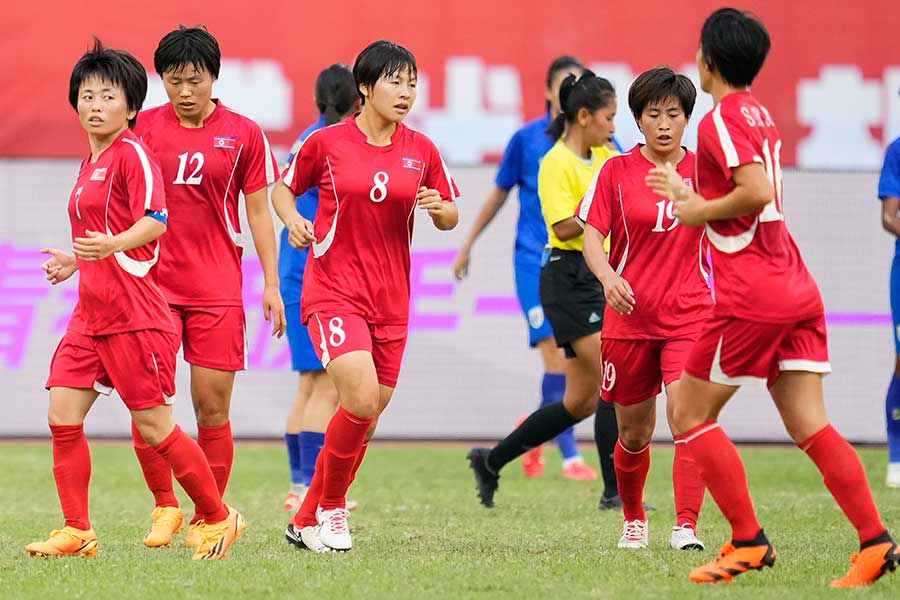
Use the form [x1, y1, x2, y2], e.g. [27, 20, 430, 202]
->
[546, 70, 616, 140]
[315, 63, 358, 126]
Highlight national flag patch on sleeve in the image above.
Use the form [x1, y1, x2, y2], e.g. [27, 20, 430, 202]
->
[213, 136, 237, 150]
[402, 157, 423, 171]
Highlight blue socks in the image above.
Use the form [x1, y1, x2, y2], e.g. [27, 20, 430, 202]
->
[285, 433, 302, 485]
[887, 375, 900, 463]
[542, 373, 579, 460]
[298, 431, 326, 486]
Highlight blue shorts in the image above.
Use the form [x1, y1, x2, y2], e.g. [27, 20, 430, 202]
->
[515, 251, 555, 347]
[285, 302, 324, 372]
[891, 251, 900, 354]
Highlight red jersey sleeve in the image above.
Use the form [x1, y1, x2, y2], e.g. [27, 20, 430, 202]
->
[281, 130, 324, 197]
[708, 103, 765, 179]
[238, 122, 279, 195]
[423, 142, 460, 203]
[577, 163, 613, 237]
[120, 137, 166, 222]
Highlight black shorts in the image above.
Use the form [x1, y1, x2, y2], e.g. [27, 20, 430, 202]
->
[539, 248, 605, 358]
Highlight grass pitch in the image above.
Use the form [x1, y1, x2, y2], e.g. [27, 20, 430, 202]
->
[2, 442, 899, 599]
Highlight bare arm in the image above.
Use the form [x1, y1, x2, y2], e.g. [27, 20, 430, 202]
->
[583, 223, 634, 314]
[246, 186, 286, 338]
[73, 217, 166, 261]
[453, 187, 510, 280]
[271, 180, 315, 249]
[883, 197, 900, 238]
[552, 217, 585, 241]
[646, 162, 774, 227]
[416, 187, 459, 231]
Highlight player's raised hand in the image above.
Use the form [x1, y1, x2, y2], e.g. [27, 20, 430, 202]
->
[600, 271, 635, 315]
[288, 214, 315, 249]
[73, 230, 119, 261]
[40, 248, 78, 285]
[645, 162, 687, 202]
[416, 186, 444, 217]
[263, 284, 286, 338]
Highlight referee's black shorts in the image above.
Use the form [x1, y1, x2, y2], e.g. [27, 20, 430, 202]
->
[539, 248, 605, 358]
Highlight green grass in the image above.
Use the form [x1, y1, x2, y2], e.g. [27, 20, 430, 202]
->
[1, 442, 899, 599]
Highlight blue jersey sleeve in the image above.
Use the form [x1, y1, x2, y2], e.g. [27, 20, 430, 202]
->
[495, 129, 523, 191]
[880, 139, 900, 200]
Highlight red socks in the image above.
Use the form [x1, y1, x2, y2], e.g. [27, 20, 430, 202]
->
[198, 421, 234, 497]
[131, 421, 178, 508]
[50, 424, 92, 530]
[614, 439, 650, 522]
[673, 435, 705, 530]
[292, 408, 374, 525]
[801, 424, 886, 545]
[319, 408, 375, 510]
[683, 422, 761, 541]
[154, 426, 228, 524]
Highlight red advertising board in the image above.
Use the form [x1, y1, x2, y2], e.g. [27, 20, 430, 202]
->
[3, 0, 899, 166]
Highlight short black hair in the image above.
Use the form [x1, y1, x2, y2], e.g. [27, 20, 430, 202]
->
[546, 55, 584, 89]
[700, 8, 770, 88]
[315, 64, 358, 125]
[352, 40, 417, 104]
[546, 70, 616, 139]
[154, 26, 221, 78]
[628, 66, 697, 121]
[69, 38, 148, 129]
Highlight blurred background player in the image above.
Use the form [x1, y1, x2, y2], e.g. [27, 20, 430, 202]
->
[130, 26, 284, 548]
[647, 7, 899, 587]
[580, 67, 708, 551]
[280, 64, 360, 511]
[453, 56, 597, 482]
[28, 40, 242, 561]
[468, 71, 620, 508]
[273, 40, 459, 552]
[878, 91, 900, 488]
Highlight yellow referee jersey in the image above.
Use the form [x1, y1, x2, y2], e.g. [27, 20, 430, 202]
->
[538, 140, 616, 252]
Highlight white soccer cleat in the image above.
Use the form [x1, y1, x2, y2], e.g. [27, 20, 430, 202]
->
[318, 508, 352, 551]
[669, 524, 705, 550]
[284, 522, 332, 553]
[618, 519, 649, 549]
[887, 463, 900, 488]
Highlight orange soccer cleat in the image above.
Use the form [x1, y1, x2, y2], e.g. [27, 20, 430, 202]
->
[26, 526, 99, 558]
[830, 536, 900, 588]
[562, 461, 597, 481]
[192, 506, 245, 561]
[143, 506, 185, 548]
[517, 416, 544, 478]
[688, 540, 776, 583]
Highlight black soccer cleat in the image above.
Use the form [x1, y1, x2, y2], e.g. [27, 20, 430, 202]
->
[598, 491, 655, 512]
[467, 447, 499, 508]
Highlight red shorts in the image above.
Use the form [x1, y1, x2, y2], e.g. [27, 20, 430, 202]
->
[307, 313, 408, 388]
[46, 329, 177, 410]
[170, 305, 246, 371]
[684, 314, 831, 388]
[601, 338, 696, 405]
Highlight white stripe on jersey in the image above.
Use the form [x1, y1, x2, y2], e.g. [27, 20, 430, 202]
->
[261, 130, 276, 184]
[614, 183, 630, 275]
[576, 152, 629, 225]
[104, 169, 161, 277]
[121, 137, 154, 209]
[712, 104, 740, 168]
[223, 144, 245, 246]
[312, 156, 339, 258]
[704, 219, 758, 254]
[439, 156, 458, 201]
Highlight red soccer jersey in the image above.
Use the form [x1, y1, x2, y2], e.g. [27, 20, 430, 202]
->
[282, 117, 459, 325]
[133, 101, 278, 306]
[695, 91, 822, 323]
[67, 129, 174, 336]
[578, 145, 713, 339]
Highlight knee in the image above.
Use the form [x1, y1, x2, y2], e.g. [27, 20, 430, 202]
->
[364, 419, 379, 442]
[343, 386, 380, 420]
[566, 395, 598, 421]
[618, 422, 652, 450]
[671, 404, 699, 435]
[193, 393, 230, 426]
[132, 420, 170, 447]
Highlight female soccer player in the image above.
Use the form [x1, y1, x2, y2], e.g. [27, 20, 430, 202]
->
[647, 8, 898, 587]
[580, 67, 709, 551]
[272, 40, 459, 552]
[453, 56, 603, 483]
[468, 71, 618, 508]
[281, 64, 360, 511]
[878, 107, 900, 488]
[129, 26, 284, 548]
[27, 41, 242, 561]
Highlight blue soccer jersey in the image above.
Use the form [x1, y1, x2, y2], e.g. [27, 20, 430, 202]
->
[279, 116, 326, 372]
